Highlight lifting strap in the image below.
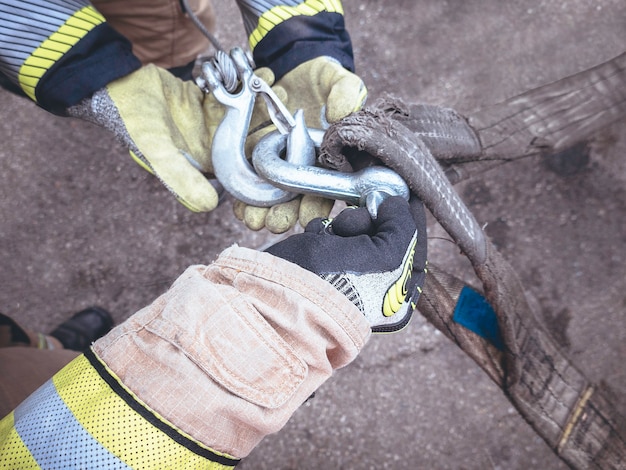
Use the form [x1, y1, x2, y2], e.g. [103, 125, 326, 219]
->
[320, 51, 626, 469]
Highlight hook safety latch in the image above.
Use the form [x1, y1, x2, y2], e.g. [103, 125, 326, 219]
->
[196, 47, 309, 206]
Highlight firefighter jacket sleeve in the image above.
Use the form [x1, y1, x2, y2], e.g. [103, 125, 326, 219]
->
[0, 246, 371, 468]
[235, 0, 355, 80]
[0, 0, 141, 115]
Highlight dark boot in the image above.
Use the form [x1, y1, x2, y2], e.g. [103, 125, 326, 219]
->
[50, 307, 114, 351]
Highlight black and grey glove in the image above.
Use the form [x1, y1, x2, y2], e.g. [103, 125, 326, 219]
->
[267, 196, 427, 333]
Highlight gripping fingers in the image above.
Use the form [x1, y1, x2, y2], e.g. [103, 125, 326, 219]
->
[265, 199, 301, 234]
[298, 195, 334, 229]
[233, 200, 297, 233]
[233, 195, 334, 233]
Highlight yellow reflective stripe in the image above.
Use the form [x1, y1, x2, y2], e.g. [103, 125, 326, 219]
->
[39, 35, 73, 55]
[18, 6, 105, 101]
[129, 150, 155, 174]
[249, 0, 344, 50]
[382, 234, 417, 317]
[0, 412, 40, 469]
[52, 354, 235, 469]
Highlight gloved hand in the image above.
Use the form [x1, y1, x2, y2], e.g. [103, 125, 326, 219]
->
[267, 196, 427, 333]
[67, 64, 266, 213]
[234, 56, 368, 234]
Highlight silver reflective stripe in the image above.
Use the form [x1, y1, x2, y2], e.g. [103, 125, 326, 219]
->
[13, 380, 131, 469]
[0, 0, 91, 81]
[235, 0, 303, 36]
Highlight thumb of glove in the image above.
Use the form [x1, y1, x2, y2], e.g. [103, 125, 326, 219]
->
[68, 65, 220, 212]
[324, 59, 369, 124]
[276, 56, 368, 128]
[267, 196, 423, 332]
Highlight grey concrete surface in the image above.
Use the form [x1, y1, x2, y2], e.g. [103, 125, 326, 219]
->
[1, 1, 625, 469]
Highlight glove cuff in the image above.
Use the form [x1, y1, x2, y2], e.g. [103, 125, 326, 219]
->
[253, 12, 355, 80]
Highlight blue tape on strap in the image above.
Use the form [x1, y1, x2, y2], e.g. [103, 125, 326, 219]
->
[453, 286, 504, 351]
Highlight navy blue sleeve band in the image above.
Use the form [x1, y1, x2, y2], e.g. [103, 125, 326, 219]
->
[253, 11, 354, 81]
[37, 23, 141, 115]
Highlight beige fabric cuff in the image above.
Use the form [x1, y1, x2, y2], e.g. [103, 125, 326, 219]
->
[93, 245, 370, 458]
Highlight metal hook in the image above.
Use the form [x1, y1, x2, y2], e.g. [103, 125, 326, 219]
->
[198, 47, 409, 215]
[198, 49, 315, 206]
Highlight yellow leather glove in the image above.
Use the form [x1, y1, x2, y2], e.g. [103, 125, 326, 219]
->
[68, 64, 267, 213]
[234, 56, 368, 233]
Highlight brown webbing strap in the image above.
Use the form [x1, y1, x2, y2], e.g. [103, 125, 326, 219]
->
[471, 51, 626, 161]
[434, 51, 626, 185]
[418, 265, 626, 468]
[320, 63, 626, 466]
[415, 264, 505, 387]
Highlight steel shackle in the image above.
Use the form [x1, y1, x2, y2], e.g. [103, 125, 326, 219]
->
[252, 123, 410, 218]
